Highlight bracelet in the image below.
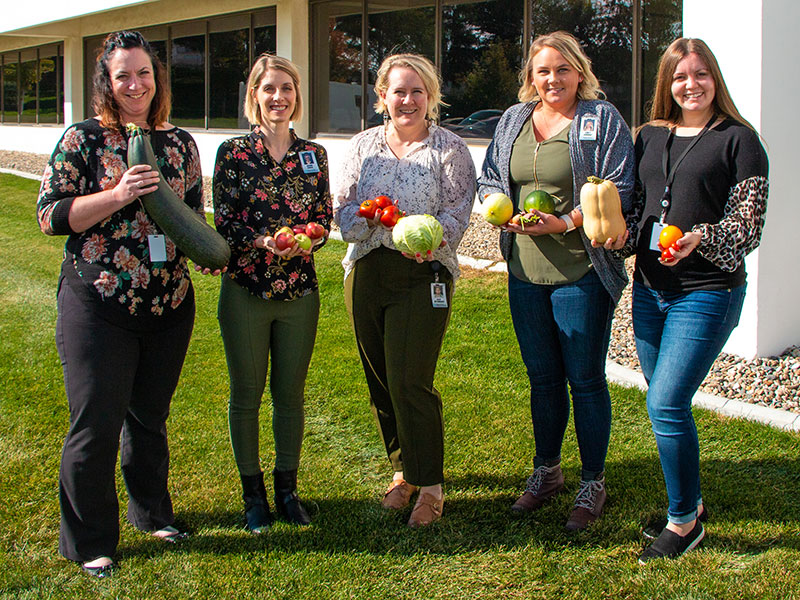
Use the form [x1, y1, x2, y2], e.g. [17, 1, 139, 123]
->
[559, 214, 576, 233]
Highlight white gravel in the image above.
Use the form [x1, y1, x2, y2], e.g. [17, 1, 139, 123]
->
[5, 149, 797, 414]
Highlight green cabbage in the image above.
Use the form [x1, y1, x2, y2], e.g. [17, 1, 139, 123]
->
[392, 214, 444, 254]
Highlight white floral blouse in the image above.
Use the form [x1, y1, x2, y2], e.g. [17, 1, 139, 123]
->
[333, 124, 476, 280]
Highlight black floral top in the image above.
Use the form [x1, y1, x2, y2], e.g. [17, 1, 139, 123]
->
[37, 118, 203, 330]
[213, 127, 332, 301]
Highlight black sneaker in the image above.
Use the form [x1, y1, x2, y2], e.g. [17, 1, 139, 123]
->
[638, 520, 705, 565]
[642, 506, 708, 541]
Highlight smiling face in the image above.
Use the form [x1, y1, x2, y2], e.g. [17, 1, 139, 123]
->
[253, 68, 297, 127]
[107, 47, 155, 125]
[530, 46, 582, 110]
[671, 52, 716, 120]
[381, 66, 429, 131]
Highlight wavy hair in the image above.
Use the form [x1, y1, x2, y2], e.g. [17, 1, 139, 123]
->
[373, 53, 443, 122]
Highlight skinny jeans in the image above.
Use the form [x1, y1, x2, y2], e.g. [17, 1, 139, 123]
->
[344, 247, 453, 486]
[632, 281, 745, 524]
[508, 269, 613, 480]
[218, 275, 319, 475]
[56, 277, 194, 563]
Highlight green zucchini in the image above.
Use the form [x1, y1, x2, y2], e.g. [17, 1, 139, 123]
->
[126, 124, 230, 270]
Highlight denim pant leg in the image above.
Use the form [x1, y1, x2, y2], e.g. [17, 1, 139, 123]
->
[509, 270, 613, 477]
[632, 282, 746, 523]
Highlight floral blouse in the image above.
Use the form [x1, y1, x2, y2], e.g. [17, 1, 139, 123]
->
[213, 127, 332, 301]
[333, 124, 476, 280]
[37, 118, 203, 329]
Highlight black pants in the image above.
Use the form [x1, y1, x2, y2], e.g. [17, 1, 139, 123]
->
[344, 247, 453, 486]
[55, 278, 194, 562]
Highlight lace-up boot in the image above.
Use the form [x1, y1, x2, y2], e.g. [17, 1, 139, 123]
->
[510, 464, 564, 516]
[565, 477, 606, 531]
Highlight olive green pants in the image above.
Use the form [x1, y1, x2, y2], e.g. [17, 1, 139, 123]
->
[344, 247, 453, 486]
[218, 276, 319, 475]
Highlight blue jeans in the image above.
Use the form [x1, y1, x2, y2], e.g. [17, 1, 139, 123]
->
[632, 281, 746, 524]
[508, 270, 614, 480]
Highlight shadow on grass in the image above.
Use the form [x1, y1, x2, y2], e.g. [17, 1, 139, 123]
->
[113, 454, 800, 561]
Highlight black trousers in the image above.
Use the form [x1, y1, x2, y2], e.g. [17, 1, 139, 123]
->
[55, 278, 194, 562]
[344, 247, 453, 486]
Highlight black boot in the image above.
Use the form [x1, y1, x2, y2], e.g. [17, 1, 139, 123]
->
[273, 468, 311, 525]
[240, 472, 274, 533]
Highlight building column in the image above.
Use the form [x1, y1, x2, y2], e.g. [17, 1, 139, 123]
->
[62, 36, 84, 124]
[276, 0, 310, 139]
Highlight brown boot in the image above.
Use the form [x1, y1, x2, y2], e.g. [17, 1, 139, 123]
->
[510, 464, 565, 516]
[565, 478, 606, 531]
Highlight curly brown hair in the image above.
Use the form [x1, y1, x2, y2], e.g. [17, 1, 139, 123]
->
[92, 30, 171, 130]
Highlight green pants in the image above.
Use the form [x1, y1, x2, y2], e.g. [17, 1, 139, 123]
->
[218, 275, 319, 475]
[344, 247, 453, 486]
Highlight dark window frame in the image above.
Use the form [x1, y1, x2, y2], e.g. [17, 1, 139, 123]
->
[0, 43, 64, 125]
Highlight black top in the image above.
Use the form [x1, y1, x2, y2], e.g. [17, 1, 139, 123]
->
[634, 119, 769, 292]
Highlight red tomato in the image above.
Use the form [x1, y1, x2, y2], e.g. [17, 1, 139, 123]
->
[374, 195, 393, 209]
[658, 225, 683, 251]
[661, 247, 674, 262]
[358, 199, 378, 219]
[379, 205, 404, 228]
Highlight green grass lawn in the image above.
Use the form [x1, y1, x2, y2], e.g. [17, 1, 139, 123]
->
[1, 172, 799, 599]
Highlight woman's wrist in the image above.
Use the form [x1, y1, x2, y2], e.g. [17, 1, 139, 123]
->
[559, 213, 575, 234]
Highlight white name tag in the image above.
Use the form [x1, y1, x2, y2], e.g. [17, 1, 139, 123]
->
[299, 150, 320, 174]
[148, 234, 167, 262]
[579, 115, 599, 141]
[649, 222, 665, 252]
[431, 282, 448, 308]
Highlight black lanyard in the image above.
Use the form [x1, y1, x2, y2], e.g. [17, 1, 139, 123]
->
[659, 114, 716, 223]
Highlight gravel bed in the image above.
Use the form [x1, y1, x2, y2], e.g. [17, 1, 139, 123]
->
[4, 149, 798, 414]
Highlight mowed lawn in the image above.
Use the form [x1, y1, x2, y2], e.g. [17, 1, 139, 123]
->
[1, 172, 799, 599]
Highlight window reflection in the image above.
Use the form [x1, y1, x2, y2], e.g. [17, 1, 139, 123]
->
[2, 58, 19, 122]
[20, 52, 37, 124]
[641, 0, 682, 120]
[209, 29, 249, 129]
[171, 34, 206, 128]
[39, 54, 59, 124]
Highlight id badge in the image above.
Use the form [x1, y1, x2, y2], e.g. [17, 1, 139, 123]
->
[579, 115, 599, 141]
[148, 234, 167, 262]
[430, 282, 448, 308]
[649, 222, 666, 252]
[298, 150, 320, 174]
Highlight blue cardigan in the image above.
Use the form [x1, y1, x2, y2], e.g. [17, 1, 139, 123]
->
[477, 100, 635, 304]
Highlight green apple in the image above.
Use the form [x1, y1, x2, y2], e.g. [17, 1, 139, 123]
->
[294, 233, 312, 251]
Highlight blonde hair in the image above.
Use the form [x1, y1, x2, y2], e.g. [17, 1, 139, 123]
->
[645, 37, 753, 131]
[518, 31, 603, 103]
[373, 53, 443, 122]
[243, 54, 303, 125]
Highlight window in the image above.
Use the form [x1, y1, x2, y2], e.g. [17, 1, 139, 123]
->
[312, 0, 682, 136]
[83, 9, 276, 130]
[1, 44, 63, 124]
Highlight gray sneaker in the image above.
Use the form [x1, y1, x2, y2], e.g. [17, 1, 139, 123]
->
[510, 464, 565, 516]
[565, 478, 606, 531]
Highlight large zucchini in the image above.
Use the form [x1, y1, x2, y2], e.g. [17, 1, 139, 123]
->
[126, 124, 230, 270]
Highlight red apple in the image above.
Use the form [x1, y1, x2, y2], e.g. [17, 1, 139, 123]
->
[305, 222, 325, 239]
[292, 225, 306, 235]
[274, 231, 296, 251]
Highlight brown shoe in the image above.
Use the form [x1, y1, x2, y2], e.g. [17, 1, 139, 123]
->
[510, 464, 565, 516]
[565, 478, 606, 531]
[408, 492, 443, 528]
[381, 479, 417, 510]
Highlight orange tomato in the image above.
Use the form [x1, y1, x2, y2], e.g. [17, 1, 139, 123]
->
[658, 225, 683, 250]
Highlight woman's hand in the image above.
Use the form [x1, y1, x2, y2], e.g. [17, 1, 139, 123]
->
[659, 231, 702, 266]
[259, 234, 313, 259]
[503, 211, 564, 236]
[590, 230, 630, 250]
[401, 240, 447, 263]
[194, 264, 227, 276]
[112, 164, 160, 206]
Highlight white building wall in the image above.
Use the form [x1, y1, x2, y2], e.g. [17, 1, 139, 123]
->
[684, 0, 798, 358]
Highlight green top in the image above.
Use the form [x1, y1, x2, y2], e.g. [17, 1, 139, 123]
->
[508, 119, 591, 284]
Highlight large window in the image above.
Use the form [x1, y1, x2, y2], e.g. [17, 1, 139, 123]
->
[1, 44, 63, 124]
[311, 0, 682, 137]
[83, 8, 276, 130]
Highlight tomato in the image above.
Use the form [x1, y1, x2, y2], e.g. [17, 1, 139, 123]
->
[661, 247, 674, 262]
[658, 225, 683, 251]
[374, 195, 393, 209]
[379, 205, 404, 228]
[358, 199, 378, 219]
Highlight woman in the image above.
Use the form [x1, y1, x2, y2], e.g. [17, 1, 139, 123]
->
[632, 38, 768, 563]
[213, 54, 331, 532]
[36, 30, 215, 577]
[477, 31, 634, 531]
[333, 53, 475, 528]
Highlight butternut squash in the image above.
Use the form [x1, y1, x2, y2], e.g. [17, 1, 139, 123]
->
[126, 124, 230, 270]
[580, 176, 626, 244]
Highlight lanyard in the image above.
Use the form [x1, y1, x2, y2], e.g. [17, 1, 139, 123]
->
[659, 114, 716, 223]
